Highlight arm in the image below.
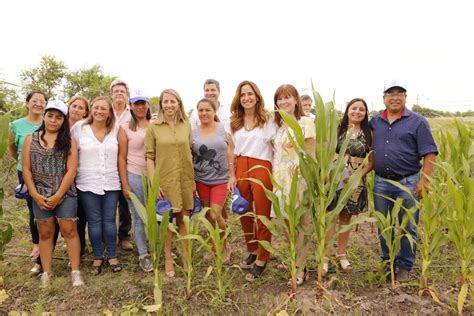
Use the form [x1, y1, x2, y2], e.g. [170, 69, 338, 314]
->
[8, 130, 17, 160]
[304, 137, 316, 159]
[21, 135, 50, 210]
[117, 128, 131, 199]
[415, 152, 436, 198]
[226, 133, 236, 191]
[47, 138, 79, 209]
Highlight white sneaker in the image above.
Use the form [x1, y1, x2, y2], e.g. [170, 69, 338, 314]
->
[71, 271, 85, 287]
[40, 272, 51, 288]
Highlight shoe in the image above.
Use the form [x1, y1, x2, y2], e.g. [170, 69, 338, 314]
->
[91, 259, 103, 276]
[287, 267, 309, 287]
[139, 255, 153, 273]
[30, 263, 42, 276]
[240, 253, 257, 269]
[71, 271, 85, 286]
[396, 268, 410, 283]
[203, 252, 213, 264]
[40, 272, 51, 288]
[165, 260, 175, 278]
[337, 253, 353, 272]
[119, 239, 133, 251]
[276, 261, 288, 270]
[30, 245, 40, 262]
[106, 258, 122, 272]
[245, 262, 266, 282]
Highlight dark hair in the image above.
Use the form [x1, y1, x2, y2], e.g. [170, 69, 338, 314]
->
[196, 98, 220, 122]
[338, 98, 372, 147]
[203, 79, 220, 91]
[38, 109, 71, 158]
[26, 91, 48, 103]
[129, 100, 151, 131]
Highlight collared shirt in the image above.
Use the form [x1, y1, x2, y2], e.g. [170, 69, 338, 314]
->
[71, 121, 121, 195]
[114, 104, 132, 126]
[190, 103, 232, 130]
[369, 108, 438, 177]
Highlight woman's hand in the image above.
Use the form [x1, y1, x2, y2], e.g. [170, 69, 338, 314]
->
[122, 184, 131, 199]
[158, 186, 165, 199]
[46, 193, 64, 210]
[227, 176, 236, 191]
[32, 193, 52, 210]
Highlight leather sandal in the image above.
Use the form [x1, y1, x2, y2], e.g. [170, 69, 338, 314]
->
[337, 253, 353, 272]
[287, 267, 309, 287]
[91, 258, 103, 276]
[106, 257, 122, 273]
[240, 253, 257, 269]
[245, 263, 266, 282]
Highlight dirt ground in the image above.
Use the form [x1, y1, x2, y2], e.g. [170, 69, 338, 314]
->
[0, 183, 471, 315]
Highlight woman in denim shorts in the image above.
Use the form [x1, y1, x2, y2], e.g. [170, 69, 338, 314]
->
[22, 100, 84, 287]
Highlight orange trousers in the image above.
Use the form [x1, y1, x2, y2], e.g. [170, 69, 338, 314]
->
[235, 156, 273, 262]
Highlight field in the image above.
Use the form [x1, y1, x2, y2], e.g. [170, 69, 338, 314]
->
[0, 117, 473, 315]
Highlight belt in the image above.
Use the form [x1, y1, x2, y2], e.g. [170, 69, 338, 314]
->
[379, 172, 417, 181]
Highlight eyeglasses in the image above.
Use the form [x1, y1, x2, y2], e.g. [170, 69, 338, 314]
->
[384, 92, 406, 98]
[30, 99, 46, 105]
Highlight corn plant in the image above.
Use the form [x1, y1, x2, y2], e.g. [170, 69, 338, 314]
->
[184, 208, 234, 303]
[169, 214, 199, 298]
[0, 112, 13, 262]
[372, 196, 416, 287]
[435, 120, 474, 314]
[129, 167, 171, 314]
[274, 91, 374, 293]
[247, 167, 311, 296]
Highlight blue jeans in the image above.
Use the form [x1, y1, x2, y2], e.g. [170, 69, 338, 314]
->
[373, 173, 419, 271]
[78, 189, 120, 259]
[126, 172, 149, 257]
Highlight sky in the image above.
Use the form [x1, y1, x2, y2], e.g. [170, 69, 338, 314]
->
[1, 0, 473, 113]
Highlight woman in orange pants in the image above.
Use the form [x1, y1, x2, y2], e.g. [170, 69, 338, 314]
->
[227, 80, 277, 282]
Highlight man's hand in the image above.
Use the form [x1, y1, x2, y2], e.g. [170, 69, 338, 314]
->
[415, 177, 428, 198]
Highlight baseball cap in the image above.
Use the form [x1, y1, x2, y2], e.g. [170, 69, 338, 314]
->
[130, 88, 149, 104]
[15, 183, 29, 199]
[231, 187, 250, 215]
[155, 198, 173, 222]
[45, 99, 68, 117]
[383, 80, 407, 93]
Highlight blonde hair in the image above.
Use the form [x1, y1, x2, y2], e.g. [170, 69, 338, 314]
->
[84, 96, 115, 134]
[154, 89, 188, 124]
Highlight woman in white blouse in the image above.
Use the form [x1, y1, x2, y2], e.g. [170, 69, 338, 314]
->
[71, 96, 124, 274]
[227, 80, 277, 282]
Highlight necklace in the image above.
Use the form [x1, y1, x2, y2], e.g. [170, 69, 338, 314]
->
[244, 117, 255, 131]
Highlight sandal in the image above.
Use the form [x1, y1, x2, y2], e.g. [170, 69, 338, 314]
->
[245, 263, 266, 282]
[240, 253, 257, 269]
[337, 253, 353, 272]
[91, 258, 103, 276]
[287, 267, 309, 287]
[106, 257, 122, 273]
[29, 263, 42, 276]
[276, 261, 288, 270]
[165, 259, 175, 278]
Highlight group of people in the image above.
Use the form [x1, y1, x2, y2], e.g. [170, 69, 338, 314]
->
[8, 78, 437, 287]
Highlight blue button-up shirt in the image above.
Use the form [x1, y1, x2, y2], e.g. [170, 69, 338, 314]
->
[369, 108, 438, 177]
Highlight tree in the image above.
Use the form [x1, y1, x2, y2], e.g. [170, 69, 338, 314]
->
[63, 65, 116, 101]
[0, 79, 24, 119]
[20, 55, 67, 98]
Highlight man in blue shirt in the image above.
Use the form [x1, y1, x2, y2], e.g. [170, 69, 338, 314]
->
[370, 80, 437, 282]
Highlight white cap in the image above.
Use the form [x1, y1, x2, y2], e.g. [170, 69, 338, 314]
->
[130, 88, 149, 104]
[383, 80, 407, 93]
[45, 99, 68, 117]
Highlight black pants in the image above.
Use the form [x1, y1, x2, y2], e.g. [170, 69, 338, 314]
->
[117, 192, 131, 241]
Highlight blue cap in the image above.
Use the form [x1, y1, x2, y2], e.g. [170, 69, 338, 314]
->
[231, 187, 249, 215]
[155, 198, 173, 222]
[130, 88, 149, 104]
